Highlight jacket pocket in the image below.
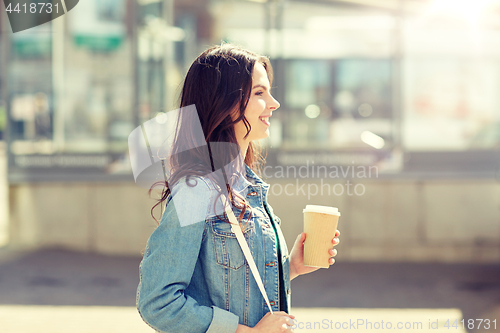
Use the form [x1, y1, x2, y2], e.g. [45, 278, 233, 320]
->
[211, 217, 254, 270]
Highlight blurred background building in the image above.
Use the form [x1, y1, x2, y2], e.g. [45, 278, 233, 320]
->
[1, 0, 500, 262]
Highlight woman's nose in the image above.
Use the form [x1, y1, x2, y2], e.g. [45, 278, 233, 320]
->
[270, 96, 280, 110]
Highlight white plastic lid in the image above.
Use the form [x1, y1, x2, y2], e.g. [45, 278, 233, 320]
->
[303, 205, 340, 216]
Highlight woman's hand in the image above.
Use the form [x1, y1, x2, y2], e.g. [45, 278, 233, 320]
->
[289, 230, 340, 280]
[250, 311, 295, 333]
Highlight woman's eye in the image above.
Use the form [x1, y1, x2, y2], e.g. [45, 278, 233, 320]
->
[255, 91, 264, 96]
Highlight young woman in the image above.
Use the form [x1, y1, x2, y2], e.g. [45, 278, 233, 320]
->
[136, 44, 340, 333]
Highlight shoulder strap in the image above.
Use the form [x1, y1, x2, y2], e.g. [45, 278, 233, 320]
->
[224, 204, 274, 314]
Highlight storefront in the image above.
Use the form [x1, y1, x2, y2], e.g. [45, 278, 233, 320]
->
[3, 0, 207, 182]
[5, 0, 500, 183]
[3, 0, 500, 260]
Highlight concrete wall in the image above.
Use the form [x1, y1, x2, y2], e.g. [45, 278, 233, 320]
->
[7, 179, 500, 262]
[268, 179, 500, 263]
[8, 183, 158, 255]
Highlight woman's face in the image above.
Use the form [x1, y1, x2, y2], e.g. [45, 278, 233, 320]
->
[234, 62, 280, 146]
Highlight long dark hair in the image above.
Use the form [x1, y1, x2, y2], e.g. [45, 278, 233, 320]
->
[149, 44, 273, 223]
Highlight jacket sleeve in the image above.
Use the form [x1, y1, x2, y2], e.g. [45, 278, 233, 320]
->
[136, 178, 240, 333]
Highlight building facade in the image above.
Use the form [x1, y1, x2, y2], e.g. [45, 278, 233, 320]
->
[3, 0, 500, 262]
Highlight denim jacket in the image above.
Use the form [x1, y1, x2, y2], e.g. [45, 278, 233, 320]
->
[136, 165, 291, 333]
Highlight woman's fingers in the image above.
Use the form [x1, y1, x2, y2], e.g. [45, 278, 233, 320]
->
[328, 248, 338, 266]
[275, 311, 295, 319]
[274, 312, 295, 331]
[332, 230, 340, 245]
[329, 231, 340, 266]
[257, 311, 296, 332]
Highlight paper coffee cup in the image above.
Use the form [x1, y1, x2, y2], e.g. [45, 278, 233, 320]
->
[303, 205, 340, 268]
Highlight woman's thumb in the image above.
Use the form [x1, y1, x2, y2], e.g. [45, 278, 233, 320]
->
[295, 232, 306, 245]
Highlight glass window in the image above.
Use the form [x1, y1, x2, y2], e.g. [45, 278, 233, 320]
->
[281, 59, 392, 150]
[5, 0, 196, 182]
[331, 59, 393, 150]
[282, 60, 332, 149]
[403, 59, 500, 151]
[63, 0, 132, 153]
[7, 0, 135, 181]
[211, 0, 399, 172]
[7, 0, 500, 180]
[9, 25, 53, 144]
[286, 60, 331, 109]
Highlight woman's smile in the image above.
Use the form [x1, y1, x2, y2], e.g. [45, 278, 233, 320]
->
[259, 115, 271, 126]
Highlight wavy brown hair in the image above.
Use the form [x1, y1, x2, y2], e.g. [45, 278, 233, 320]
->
[149, 44, 273, 223]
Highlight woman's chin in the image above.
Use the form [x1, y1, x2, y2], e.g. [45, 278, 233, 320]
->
[250, 132, 269, 142]
[261, 129, 270, 140]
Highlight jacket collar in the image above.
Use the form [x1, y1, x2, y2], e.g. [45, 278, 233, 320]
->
[230, 164, 269, 195]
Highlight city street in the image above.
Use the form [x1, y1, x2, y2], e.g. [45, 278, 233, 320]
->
[2, 0, 500, 332]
